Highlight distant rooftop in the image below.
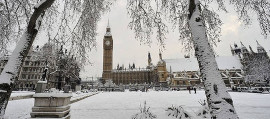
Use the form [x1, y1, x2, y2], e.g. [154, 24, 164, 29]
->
[164, 56, 242, 72]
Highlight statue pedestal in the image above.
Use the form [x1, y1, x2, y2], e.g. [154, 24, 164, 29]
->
[30, 93, 72, 119]
[64, 85, 71, 93]
[75, 85, 81, 92]
[35, 80, 47, 93]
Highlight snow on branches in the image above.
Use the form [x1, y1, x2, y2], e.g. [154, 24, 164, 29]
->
[132, 101, 157, 119]
[166, 106, 193, 119]
[166, 100, 211, 119]
[230, 0, 270, 38]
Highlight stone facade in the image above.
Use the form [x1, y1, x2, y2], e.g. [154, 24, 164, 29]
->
[170, 71, 201, 87]
[156, 53, 168, 83]
[102, 23, 114, 81]
[0, 46, 50, 90]
[169, 69, 244, 88]
[111, 68, 155, 85]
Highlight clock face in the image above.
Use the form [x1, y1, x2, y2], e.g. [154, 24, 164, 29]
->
[105, 40, 110, 46]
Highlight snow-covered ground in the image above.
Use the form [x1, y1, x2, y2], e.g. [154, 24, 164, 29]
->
[71, 92, 98, 100]
[4, 92, 97, 119]
[10, 91, 35, 97]
[5, 98, 34, 119]
[4, 90, 270, 119]
[70, 90, 270, 119]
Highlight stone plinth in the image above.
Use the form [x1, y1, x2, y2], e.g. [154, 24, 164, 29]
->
[35, 80, 47, 93]
[64, 85, 71, 93]
[30, 93, 72, 119]
[75, 85, 81, 91]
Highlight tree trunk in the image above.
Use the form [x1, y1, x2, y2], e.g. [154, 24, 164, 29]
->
[188, 0, 239, 118]
[0, 0, 55, 117]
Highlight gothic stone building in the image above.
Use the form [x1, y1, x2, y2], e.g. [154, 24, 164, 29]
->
[164, 41, 269, 88]
[101, 22, 269, 87]
[164, 56, 244, 88]
[231, 41, 270, 84]
[0, 43, 81, 91]
[0, 45, 50, 90]
[101, 23, 158, 85]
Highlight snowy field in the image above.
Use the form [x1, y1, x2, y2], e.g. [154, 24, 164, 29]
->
[4, 90, 270, 119]
[71, 90, 270, 119]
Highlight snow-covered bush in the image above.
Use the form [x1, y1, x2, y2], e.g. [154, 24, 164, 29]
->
[166, 106, 193, 119]
[132, 101, 157, 119]
[195, 100, 211, 119]
[166, 100, 210, 119]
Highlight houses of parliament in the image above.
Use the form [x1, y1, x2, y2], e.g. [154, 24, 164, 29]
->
[101, 23, 167, 85]
[101, 22, 270, 87]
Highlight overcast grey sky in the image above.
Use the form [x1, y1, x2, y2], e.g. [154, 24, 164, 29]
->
[34, 0, 270, 79]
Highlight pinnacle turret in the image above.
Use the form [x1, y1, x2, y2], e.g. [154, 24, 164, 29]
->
[148, 52, 152, 66]
[249, 45, 254, 53]
[159, 49, 162, 60]
[105, 19, 112, 36]
[240, 41, 248, 53]
[230, 45, 235, 55]
[256, 40, 266, 53]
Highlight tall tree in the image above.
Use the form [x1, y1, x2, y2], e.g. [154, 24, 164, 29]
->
[0, 0, 56, 117]
[0, 0, 113, 117]
[127, 0, 270, 118]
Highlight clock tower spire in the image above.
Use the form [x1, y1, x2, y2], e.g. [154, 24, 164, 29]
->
[102, 20, 113, 80]
[105, 20, 111, 36]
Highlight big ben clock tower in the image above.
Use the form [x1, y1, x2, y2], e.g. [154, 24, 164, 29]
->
[102, 21, 113, 80]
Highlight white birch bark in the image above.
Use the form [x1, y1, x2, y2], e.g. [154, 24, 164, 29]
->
[189, 0, 238, 118]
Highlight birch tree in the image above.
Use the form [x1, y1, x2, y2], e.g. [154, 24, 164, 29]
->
[0, 0, 112, 117]
[0, 1, 55, 117]
[127, 0, 270, 119]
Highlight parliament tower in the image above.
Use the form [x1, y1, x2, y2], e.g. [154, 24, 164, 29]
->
[101, 22, 155, 85]
[102, 22, 113, 80]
